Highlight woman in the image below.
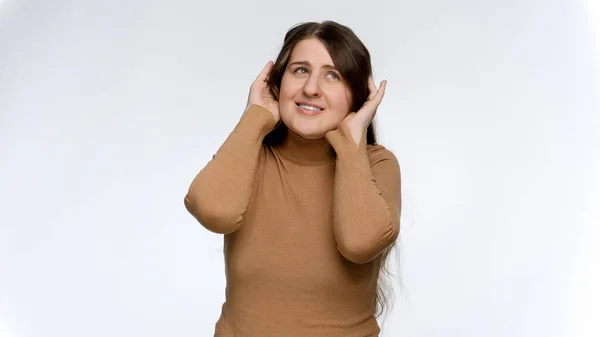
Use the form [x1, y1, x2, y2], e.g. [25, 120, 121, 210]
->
[184, 20, 401, 337]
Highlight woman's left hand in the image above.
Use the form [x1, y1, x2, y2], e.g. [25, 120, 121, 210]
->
[342, 77, 387, 145]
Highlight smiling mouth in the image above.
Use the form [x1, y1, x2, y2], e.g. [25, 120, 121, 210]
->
[296, 103, 324, 113]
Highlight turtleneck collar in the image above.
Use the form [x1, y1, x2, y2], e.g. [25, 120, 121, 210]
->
[276, 128, 336, 165]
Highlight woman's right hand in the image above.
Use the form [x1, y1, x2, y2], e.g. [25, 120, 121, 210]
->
[246, 61, 280, 122]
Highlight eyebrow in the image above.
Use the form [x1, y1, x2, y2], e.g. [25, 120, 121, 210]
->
[289, 60, 338, 71]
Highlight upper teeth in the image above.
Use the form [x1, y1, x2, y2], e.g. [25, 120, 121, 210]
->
[299, 104, 323, 111]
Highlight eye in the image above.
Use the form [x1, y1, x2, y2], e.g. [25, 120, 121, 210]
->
[294, 66, 308, 74]
[326, 72, 340, 80]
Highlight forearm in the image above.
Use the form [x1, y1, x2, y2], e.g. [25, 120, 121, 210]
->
[326, 122, 401, 263]
[184, 104, 276, 234]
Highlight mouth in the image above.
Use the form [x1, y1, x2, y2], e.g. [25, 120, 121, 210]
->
[296, 102, 324, 115]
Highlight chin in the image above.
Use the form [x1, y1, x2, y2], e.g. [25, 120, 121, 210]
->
[288, 125, 326, 140]
[280, 105, 340, 139]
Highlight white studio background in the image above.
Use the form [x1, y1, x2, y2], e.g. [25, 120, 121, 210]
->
[0, 0, 598, 336]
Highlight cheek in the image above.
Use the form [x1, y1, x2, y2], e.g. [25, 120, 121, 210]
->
[279, 76, 297, 101]
[277, 78, 299, 120]
[328, 88, 352, 114]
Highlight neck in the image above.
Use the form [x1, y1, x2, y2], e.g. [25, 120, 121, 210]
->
[278, 129, 335, 165]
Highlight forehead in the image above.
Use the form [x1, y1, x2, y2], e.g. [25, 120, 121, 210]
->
[289, 37, 334, 66]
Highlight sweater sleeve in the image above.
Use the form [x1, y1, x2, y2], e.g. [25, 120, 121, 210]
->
[324, 121, 402, 264]
[184, 104, 277, 234]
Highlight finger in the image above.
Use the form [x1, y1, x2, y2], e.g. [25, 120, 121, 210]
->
[257, 60, 273, 82]
[367, 76, 377, 100]
[372, 80, 387, 105]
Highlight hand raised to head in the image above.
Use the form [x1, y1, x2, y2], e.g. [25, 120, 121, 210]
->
[341, 76, 387, 145]
[246, 61, 280, 122]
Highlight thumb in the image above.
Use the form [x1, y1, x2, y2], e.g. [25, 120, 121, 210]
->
[343, 111, 356, 121]
[256, 60, 273, 83]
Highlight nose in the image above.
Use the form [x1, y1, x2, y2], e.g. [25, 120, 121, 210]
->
[302, 74, 321, 97]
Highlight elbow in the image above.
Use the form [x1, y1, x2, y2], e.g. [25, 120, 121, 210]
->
[337, 219, 400, 264]
[184, 193, 243, 234]
[337, 243, 375, 264]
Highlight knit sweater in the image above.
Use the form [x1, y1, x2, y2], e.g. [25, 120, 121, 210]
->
[184, 104, 401, 337]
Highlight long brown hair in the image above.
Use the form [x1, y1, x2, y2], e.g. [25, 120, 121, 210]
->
[263, 20, 398, 320]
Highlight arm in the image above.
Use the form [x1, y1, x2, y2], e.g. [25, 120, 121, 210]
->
[325, 120, 402, 264]
[184, 104, 277, 234]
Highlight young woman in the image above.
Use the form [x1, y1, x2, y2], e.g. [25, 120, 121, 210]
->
[184, 20, 402, 337]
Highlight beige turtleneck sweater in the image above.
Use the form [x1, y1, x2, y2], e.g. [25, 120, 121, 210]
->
[184, 104, 401, 337]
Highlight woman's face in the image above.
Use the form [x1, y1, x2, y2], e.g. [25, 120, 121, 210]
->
[278, 37, 352, 140]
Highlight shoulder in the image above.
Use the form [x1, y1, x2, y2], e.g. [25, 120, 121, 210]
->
[366, 144, 401, 186]
[367, 144, 399, 167]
